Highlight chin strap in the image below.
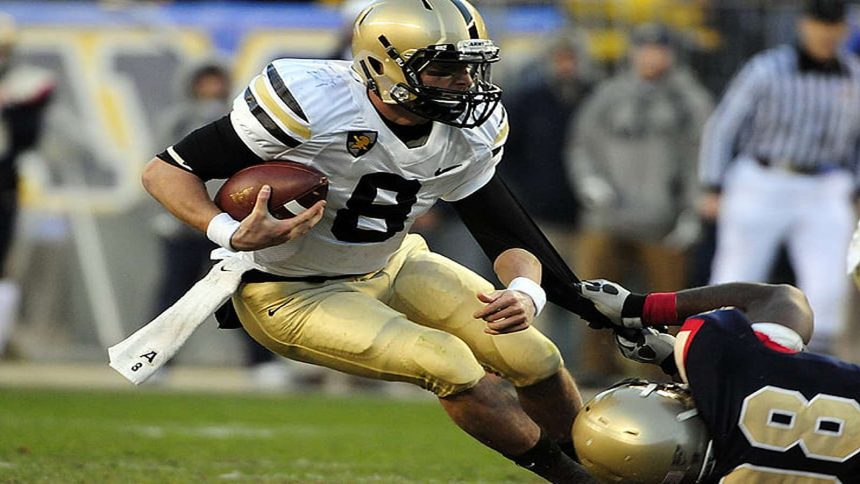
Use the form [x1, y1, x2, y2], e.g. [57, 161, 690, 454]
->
[358, 60, 377, 93]
[378, 35, 421, 86]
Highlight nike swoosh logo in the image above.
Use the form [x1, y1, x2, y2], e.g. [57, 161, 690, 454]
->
[267, 300, 291, 317]
[434, 164, 462, 176]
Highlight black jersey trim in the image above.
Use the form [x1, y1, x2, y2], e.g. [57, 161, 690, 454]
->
[155, 147, 195, 174]
[266, 64, 308, 122]
[155, 115, 263, 181]
[244, 87, 302, 148]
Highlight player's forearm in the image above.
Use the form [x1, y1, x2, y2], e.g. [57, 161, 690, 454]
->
[141, 157, 222, 233]
[673, 283, 751, 319]
[677, 282, 786, 318]
[478, 247, 546, 331]
[674, 282, 813, 341]
[582, 279, 813, 343]
[493, 248, 541, 286]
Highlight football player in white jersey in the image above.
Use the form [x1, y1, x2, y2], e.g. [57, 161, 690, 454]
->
[142, 0, 601, 481]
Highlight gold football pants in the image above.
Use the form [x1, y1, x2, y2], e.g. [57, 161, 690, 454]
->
[234, 234, 563, 397]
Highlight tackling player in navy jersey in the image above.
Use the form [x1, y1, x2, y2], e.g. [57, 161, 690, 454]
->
[574, 280, 860, 483]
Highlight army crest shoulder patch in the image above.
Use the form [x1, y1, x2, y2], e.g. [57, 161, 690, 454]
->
[346, 130, 378, 157]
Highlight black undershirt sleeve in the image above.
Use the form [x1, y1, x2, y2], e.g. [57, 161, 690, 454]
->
[451, 174, 611, 327]
[157, 115, 263, 181]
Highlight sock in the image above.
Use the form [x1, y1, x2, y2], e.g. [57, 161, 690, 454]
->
[505, 429, 595, 483]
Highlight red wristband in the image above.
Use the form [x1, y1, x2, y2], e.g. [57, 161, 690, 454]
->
[643, 292, 678, 325]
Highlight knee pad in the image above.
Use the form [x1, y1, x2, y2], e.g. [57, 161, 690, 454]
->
[409, 330, 484, 398]
[395, 253, 494, 325]
[498, 335, 563, 388]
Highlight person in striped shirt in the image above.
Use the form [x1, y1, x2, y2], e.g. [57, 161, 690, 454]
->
[698, 0, 860, 354]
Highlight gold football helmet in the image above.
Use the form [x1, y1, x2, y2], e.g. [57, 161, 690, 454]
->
[351, 0, 501, 128]
[573, 379, 714, 483]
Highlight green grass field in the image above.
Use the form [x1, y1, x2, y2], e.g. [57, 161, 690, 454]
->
[0, 387, 541, 483]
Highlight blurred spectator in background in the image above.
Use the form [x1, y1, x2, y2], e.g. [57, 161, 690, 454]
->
[566, 23, 712, 384]
[500, 31, 595, 365]
[149, 60, 285, 388]
[0, 13, 54, 358]
[699, 0, 860, 355]
[502, 31, 594, 250]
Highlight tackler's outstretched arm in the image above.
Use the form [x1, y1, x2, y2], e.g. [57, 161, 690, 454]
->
[451, 174, 612, 328]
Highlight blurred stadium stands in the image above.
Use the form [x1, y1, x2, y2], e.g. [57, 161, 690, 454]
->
[1, 0, 857, 371]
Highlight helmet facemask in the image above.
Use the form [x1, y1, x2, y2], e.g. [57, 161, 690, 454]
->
[379, 37, 502, 128]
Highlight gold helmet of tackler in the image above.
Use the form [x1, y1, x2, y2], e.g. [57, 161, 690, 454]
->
[573, 379, 715, 483]
[351, 0, 501, 128]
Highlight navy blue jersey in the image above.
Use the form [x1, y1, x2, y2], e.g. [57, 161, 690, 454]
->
[678, 309, 860, 482]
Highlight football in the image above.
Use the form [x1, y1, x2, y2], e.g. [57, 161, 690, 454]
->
[214, 161, 328, 220]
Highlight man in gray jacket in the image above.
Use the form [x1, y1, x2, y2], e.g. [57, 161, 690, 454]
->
[566, 24, 712, 383]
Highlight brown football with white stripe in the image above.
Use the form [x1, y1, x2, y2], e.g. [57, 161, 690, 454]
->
[214, 161, 328, 220]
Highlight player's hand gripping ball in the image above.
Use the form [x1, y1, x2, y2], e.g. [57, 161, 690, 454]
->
[214, 161, 328, 220]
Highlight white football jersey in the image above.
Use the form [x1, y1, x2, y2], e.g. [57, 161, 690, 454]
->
[227, 59, 508, 277]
